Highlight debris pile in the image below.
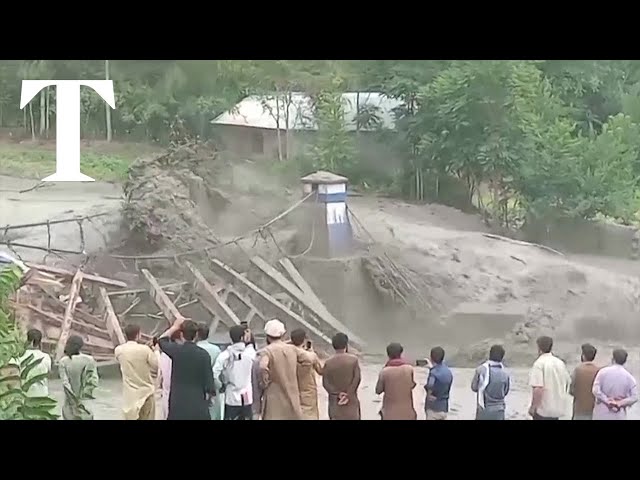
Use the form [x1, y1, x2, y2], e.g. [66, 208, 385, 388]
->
[361, 253, 434, 313]
[122, 141, 230, 251]
[10, 263, 144, 363]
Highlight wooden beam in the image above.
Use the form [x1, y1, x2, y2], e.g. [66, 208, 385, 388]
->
[26, 262, 127, 289]
[36, 285, 105, 330]
[279, 258, 314, 296]
[23, 304, 111, 341]
[226, 289, 267, 325]
[44, 339, 115, 357]
[251, 256, 366, 348]
[99, 287, 126, 347]
[55, 270, 83, 361]
[186, 262, 241, 326]
[107, 281, 187, 297]
[119, 296, 141, 317]
[243, 307, 257, 325]
[209, 315, 222, 337]
[141, 269, 186, 326]
[279, 258, 338, 326]
[210, 258, 332, 347]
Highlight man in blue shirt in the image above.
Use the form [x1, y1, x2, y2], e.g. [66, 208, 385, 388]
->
[424, 346, 453, 420]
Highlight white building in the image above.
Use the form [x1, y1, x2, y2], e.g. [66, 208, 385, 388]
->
[211, 92, 401, 160]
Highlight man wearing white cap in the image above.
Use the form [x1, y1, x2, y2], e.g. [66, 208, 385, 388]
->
[258, 319, 310, 420]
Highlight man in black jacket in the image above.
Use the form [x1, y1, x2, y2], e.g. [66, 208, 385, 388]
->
[158, 318, 216, 420]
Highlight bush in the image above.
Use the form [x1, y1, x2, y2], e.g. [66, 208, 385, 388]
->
[0, 266, 58, 420]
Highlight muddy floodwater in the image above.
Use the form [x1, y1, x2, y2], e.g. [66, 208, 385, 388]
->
[47, 362, 640, 420]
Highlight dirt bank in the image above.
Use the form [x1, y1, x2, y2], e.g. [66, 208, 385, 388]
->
[346, 196, 640, 364]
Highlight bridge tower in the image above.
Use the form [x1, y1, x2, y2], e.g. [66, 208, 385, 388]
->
[300, 170, 353, 258]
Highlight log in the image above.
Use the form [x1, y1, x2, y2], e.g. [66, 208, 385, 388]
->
[99, 287, 126, 347]
[26, 262, 128, 288]
[251, 256, 365, 348]
[186, 262, 241, 327]
[141, 269, 186, 326]
[210, 258, 332, 347]
[55, 270, 83, 361]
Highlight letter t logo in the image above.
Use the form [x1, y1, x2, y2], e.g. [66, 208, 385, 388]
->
[20, 80, 116, 182]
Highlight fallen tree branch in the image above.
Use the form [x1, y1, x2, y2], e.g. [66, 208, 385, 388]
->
[19, 181, 50, 194]
[481, 233, 564, 256]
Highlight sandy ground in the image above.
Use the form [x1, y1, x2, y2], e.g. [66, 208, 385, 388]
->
[47, 361, 640, 420]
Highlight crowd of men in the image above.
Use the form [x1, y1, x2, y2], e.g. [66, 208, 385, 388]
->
[14, 319, 640, 420]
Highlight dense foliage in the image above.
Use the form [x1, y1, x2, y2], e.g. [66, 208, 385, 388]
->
[4, 60, 640, 225]
[0, 266, 58, 420]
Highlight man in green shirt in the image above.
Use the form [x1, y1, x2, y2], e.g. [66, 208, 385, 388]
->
[196, 323, 223, 420]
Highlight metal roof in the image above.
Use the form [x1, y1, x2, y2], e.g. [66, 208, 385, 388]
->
[301, 170, 349, 185]
[211, 92, 401, 131]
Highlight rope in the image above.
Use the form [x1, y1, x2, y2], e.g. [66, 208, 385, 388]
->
[288, 190, 318, 259]
[1, 212, 109, 231]
[1, 190, 315, 266]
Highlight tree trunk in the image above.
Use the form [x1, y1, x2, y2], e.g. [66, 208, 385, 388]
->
[415, 166, 424, 201]
[39, 90, 46, 137]
[45, 87, 50, 138]
[105, 60, 112, 142]
[284, 92, 291, 161]
[356, 91, 360, 135]
[275, 94, 283, 162]
[29, 104, 35, 141]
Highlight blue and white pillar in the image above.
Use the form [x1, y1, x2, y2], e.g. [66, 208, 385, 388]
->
[301, 171, 354, 258]
[319, 182, 353, 256]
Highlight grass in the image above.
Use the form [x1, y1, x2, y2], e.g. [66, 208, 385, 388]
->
[0, 141, 160, 182]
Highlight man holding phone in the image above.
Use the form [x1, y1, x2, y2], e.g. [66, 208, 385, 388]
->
[213, 325, 257, 420]
[290, 329, 323, 420]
